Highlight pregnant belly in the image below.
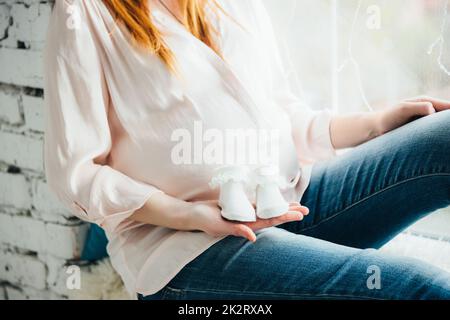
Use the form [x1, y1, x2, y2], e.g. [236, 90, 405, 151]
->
[109, 115, 300, 200]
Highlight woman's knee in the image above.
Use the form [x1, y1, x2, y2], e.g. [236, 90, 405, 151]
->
[393, 111, 450, 167]
[414, 110, 449, 147]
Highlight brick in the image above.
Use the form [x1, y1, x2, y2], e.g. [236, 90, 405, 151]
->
[0, 213, 88, 259]
[0, 4, 11, 43]
[31, 179, 73, 223]
[0, 172, 31, 210]
[0, 131, 44, 172]
[31, 3, 52, 51]
[6, 4, 31, 49]
[38, 253, 69, 297]
[19, 1, 49, 6]
[5, 285, 65, 300]
[3, 2, 52, 51]
[0, 89, 22, 125]
[0, 48, 43, 88]
[0, 251, 46, 290]
[46, 222, 88, 259]
[23, 94, 44, 132]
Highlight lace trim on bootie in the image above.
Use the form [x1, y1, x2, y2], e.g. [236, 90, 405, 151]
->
[209, 165, 250, 189]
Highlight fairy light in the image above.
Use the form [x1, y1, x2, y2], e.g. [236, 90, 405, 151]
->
[331, 0, 339, 112]
[337, 0, 373, 111]
[278, 0, 306, 101]
[428, 0, 450, 77]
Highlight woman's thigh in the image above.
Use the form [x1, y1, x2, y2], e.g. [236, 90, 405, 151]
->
[140, 228, 450, 300]
[280, 110, 450, 249]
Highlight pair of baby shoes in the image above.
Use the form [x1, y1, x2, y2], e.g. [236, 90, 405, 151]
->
[209, 165, 290, 222]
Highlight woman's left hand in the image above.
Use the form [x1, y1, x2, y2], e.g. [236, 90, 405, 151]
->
[374, 96, 450, 135]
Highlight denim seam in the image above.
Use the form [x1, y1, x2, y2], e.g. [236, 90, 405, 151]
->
[300, 172, 450, 233]
[164, 286, 386, 300]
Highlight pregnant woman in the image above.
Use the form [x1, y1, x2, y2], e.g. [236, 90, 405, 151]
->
[44, 0, 450, 299]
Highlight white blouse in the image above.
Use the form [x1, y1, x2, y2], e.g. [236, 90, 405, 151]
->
[44, 0, 336, 296]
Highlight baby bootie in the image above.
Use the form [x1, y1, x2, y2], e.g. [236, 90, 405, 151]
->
[253, 165, 290, 219]
[209, 166, 256, 222]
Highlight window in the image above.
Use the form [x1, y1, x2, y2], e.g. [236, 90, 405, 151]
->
[264, 0, 450, 113]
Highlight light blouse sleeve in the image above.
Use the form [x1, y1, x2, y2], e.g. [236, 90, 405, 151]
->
[253, 1, 337, 165]
[43, 0, 162, 234]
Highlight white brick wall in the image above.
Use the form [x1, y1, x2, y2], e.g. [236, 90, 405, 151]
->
[0, 131, 44, 172]
[0, 87, 22, 125]
[23, 94, 44, 132]
[0, 48, 43, 87]
[0, 0, 89, 300]
[0, 172, 31, 209]
[0, 250, 47, 290]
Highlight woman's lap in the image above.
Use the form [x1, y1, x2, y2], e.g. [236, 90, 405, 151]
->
[140, 111, 450, 300]
[141, 228, 450, 300]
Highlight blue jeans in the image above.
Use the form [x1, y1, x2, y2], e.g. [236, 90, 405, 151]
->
[140, 110, 450, 300]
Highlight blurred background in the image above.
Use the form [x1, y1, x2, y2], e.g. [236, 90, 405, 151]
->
[0, 0, 448, 299]
[265, 0, 450, 112]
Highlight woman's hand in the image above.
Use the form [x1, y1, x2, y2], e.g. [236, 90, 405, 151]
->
[188, 200, 309, 242]
[374, 96, 450, 135]
[330, 96, 450, 149]
[132, 192, 308, 242]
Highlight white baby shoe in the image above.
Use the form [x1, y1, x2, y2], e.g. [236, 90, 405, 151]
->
[209, 166, 256, 222]
[253, 165, 290, 219]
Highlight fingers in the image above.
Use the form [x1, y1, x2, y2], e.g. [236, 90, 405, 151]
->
[269, 211, 304, 225]
[222, 203, 310, 242]
[406, 96, 450, 112]
[232, 224, 257, 243]
[289, 203, 309, 215]
[400, 101, 435, 117]
[247, 211, 304, 231]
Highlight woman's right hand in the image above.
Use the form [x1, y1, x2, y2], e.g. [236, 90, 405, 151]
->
[188, 200, 309, 242]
